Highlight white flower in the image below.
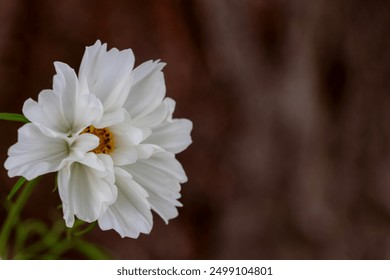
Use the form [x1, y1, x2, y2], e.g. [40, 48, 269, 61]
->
[4, 40, 192, 238]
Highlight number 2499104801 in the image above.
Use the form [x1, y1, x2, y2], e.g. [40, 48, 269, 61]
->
[209, 266, 273, 276]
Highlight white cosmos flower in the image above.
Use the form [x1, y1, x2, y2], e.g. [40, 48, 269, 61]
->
[4, 40, 192, 238]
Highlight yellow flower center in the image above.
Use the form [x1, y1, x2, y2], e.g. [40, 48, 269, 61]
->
[81, 125, 114, 154]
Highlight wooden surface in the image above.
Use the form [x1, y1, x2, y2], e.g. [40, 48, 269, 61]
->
[1, 0, 390, 259]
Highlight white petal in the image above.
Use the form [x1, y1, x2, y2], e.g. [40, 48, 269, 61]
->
[147, 194, 181, 223]
[78, 40, 134, 113]
[77, 153, 107, 172]
[66, 135, 107, 172]
[135, 144, 158, 159]
[164, 97, 176, 121]
[109, 116, 149, 166]
[23, 63, 104, 137]
[111, 146, 138, 166]
[54, 62, 104, 134]
[124, 60, 166, 119]
[71, 133, 99, 154]
[22, 91, 69, 136]
[57, 159, 117, 226]
[122, 152, 186, 223]
[145, 119, 193, 154]
[98, 167, 153, 238]
[94, 109, 125, 128]
[57, 167, 74, 227]
[4, 123, 69, 180]
[110, 125, 142, 166]
[131, 60, 164, 85]
[130, 97, 170, 128]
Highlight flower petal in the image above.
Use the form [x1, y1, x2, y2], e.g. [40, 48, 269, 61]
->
[78, 40, 134, 114]
[22, 91, 69, 136]
[130, 97, 170, 128]
[111, 146, 138, 166]
[64, 134, 108, 172]
[145, 119, 193, 154]
[23, 63, 104, 137]
[98, 167, 153, 238]
[122, 152, 187, 223]
[57, 157, 117, 227]
[94, 109, 125, 128]
[4, 123, 69, 180]
[70, 133, 99, 155]
[135, 144, 159, 159]
[109, 114, 149, 166]
[124, 60, 166, 119]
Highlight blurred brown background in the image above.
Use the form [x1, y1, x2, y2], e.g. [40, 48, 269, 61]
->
[1, 0, 390, 259]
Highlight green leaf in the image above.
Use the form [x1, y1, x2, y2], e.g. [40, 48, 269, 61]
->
[7, 177, 27, 200]
[0, 113, 29, 123]
[0, 177, 40, 258]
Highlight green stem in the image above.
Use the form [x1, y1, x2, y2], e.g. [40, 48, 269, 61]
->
[0, 113, 29, 123]
[7, 177, 27, 200]
[72, 239, 111, 259]
[0, 177, 40, 259]
[74, 221, 97, 237]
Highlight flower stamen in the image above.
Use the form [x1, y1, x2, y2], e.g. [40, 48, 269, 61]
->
[81, 125, 114, 154]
